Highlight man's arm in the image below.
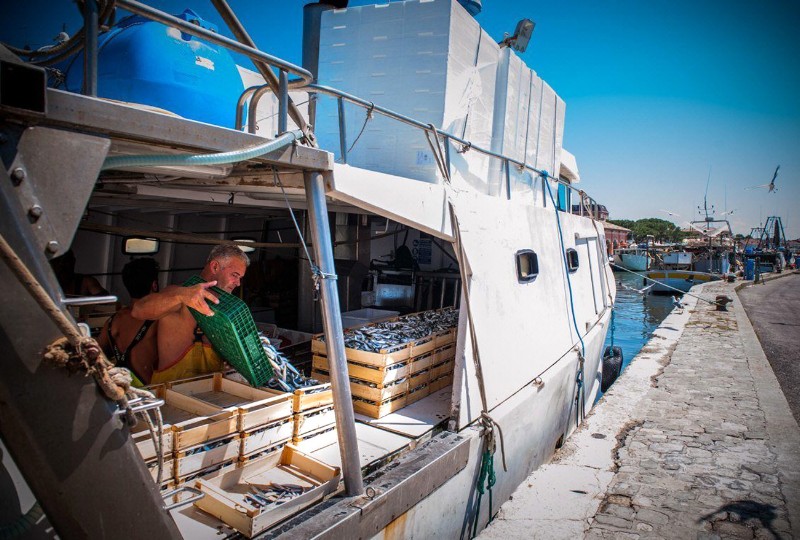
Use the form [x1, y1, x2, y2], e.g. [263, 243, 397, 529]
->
[132, 281, 219, 320]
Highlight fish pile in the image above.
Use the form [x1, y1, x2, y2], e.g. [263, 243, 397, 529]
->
[245, 482, 308, 509]
[259, 335, 319, 392]
[322, 307, 459, 353]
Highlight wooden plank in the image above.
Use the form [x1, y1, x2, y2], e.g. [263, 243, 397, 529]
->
[311, 370, 408, 402]
[352, 394, 408, 418]
[132, 424, 174, 461]
[293, 406, 336, 438]
[165, 389, 225, 417]
[172, 411, 239, 451]
[240, 419, 294, 458]
[175, 436, 241, 478]
[260, 384, 334, 413]
[312, 355, 410, 385]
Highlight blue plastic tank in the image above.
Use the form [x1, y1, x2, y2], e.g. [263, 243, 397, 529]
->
[65, 9, 244, 128]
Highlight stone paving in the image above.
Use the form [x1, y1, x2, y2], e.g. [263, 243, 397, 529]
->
[586, 281, 792, 539]
[481, 279, 800, 540]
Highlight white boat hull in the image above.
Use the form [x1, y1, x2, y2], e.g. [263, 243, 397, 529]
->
[616, 251, 650, 271]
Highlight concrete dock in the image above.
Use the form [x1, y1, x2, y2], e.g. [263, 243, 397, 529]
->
[480, 274, 800, 539]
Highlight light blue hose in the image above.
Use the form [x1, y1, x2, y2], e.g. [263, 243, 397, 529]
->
[101, 129, 304, 171]
[543, 175, 586, 356]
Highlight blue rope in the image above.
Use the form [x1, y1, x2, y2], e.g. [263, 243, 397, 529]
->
[610, 309, 616, 349]
[543, 174, 585, 356]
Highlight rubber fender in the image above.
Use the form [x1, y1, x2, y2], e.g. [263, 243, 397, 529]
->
[601, 345, 623, 392]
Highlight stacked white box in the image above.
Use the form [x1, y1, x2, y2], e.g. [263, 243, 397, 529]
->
[315, 0, 498, 186]
[492, 47, 566, 198]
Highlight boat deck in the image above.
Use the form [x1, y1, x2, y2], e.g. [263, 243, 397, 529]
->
[169, 386, 452, 538]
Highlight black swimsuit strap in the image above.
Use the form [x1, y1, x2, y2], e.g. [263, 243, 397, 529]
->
[107, 313, 153, 382]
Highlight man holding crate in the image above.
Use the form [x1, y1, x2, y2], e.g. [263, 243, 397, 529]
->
[133, 244, 250, 384]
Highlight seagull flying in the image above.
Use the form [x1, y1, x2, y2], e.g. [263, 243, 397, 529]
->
[660, 209, 681, 217]
[745, 165, 779, 193]
[621, 282, 655, 295]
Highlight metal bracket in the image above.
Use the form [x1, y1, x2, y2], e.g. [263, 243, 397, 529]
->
[114, 396, 165, 416]
[6, 126, 110, 258]
[162, 485, 205, 512]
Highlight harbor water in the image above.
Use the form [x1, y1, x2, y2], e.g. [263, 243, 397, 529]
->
[604, 270, 675, 376]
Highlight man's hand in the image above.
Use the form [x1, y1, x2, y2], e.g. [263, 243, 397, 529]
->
[184, 281, 220, 317]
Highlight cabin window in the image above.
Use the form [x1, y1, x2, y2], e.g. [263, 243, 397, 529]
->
[566, 248, 579, 272]
[123, 237, 159, 255]
[516, 250, 539, 283]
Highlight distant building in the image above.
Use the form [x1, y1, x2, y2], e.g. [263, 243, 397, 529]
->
[602, 221, 631, 252]
[571, 202, 609, 221]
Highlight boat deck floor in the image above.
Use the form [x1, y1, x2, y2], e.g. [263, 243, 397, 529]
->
[170, 386, 452, 538]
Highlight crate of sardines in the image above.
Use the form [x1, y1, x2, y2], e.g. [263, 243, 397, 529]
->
[311, 307, 458, 368]
[193, 444, 340, 538]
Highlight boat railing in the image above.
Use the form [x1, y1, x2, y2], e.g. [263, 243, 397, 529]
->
[73, 0, 604, 221]
[239, 82, 604, 220]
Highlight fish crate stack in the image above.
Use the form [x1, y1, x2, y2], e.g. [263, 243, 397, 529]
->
[259, 382, 337, 454]
[310, 308, 458, 418]
[131, 373, 298, 488]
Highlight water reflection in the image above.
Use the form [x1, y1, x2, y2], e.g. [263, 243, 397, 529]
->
[605, 270, 674, 374]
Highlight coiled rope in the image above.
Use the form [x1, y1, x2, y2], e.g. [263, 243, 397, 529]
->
[0, 232, 162, 415]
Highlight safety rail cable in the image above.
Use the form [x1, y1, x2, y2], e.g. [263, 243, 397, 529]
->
[242, 82, 601, 211]
[544, 177, 586, 356]
[609, 263, 728, 307]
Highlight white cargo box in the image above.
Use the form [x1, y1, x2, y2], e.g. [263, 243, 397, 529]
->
[315, 0, 499, 187]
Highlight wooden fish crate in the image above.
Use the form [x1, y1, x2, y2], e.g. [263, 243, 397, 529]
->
[429, 358, 455, 381]
[352, 394, 409, 419]
[291, 425, 338, 454]
[175, 434, 241, 479]
[428, 373, 454, 394]
[310, 369, 409, 403]
[132, 419, 174, 463]
[240, 418, 294, 459]
[146, 456, 175, 486]
[193, 444, 340, 538]
[146, 384, 239, 452]
[260, 383, 334, 413]
[293, 404, 336, 438]
[170, 373, 292, 432]
[310, 323, 456, 369]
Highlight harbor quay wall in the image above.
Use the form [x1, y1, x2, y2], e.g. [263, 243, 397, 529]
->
[480, 273, 800, 539]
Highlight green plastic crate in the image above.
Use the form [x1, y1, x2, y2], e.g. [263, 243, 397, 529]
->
[183, 275, 273, 386]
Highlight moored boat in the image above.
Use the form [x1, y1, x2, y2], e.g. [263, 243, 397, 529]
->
[0, 1, 618, 538]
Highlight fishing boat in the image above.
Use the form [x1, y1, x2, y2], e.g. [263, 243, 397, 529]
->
[0, 1, 617, 538]
[615, 245, 651, 272]
[643, 198, 732, 294]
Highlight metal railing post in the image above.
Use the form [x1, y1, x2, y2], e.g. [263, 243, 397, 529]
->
[338, 97, 348, 164]
[82, 0, 98, 96]
[505, 159, 511, 200]
[303, 171, 364, 496]
[278, 70, 288, 134]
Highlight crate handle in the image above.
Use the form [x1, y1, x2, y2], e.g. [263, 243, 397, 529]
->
[162, 485, 205, 511]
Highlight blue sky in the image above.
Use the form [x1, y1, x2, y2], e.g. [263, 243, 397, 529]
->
[3, 0, 798, 238]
